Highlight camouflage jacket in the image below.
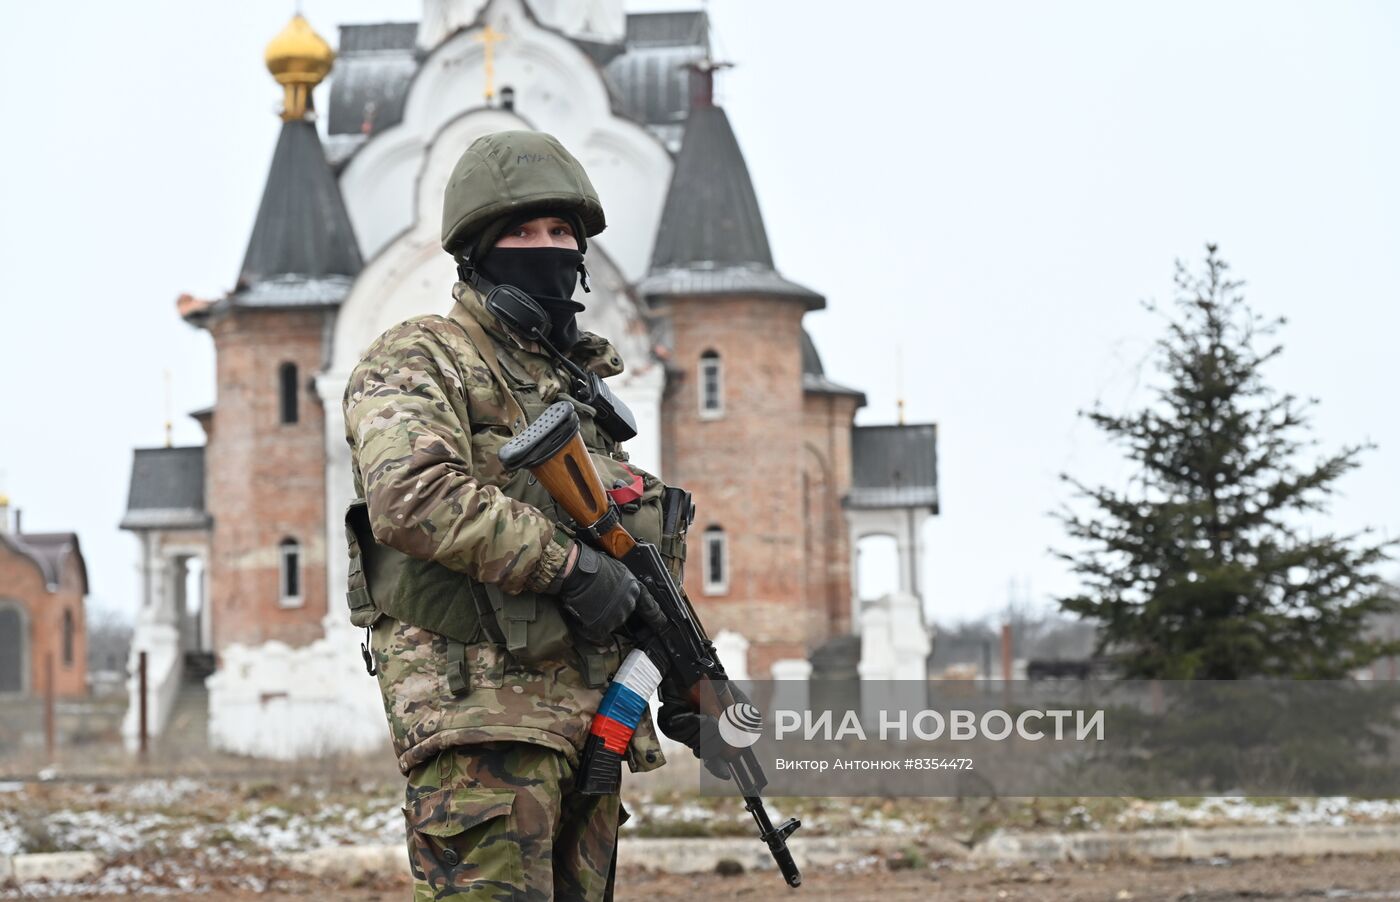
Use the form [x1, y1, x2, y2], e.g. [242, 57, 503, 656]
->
[343, 281, 666, 775]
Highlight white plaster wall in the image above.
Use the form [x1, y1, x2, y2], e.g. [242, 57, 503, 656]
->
[524, 0, 624, 45]
[857, 592, 931, 717]
[419, 0, 625, 55]
[419, 0, 490, 49]
[342, 0, 672, 283]
[206, 636, 386, 760]
[319, 369, 360, 636]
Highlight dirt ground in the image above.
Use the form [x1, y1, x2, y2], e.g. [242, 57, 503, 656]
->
[7, 771, 1400, 900]
[46, 853, 1400, 901]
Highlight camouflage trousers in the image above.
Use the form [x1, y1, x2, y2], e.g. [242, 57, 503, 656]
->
[404, 742, 623, 901]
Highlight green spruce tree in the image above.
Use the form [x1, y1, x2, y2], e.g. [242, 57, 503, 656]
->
[1056, 246, 1396, 679]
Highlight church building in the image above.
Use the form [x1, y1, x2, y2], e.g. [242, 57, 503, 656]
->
[0, 495, 88, 698]
[120, 0, 938, 757]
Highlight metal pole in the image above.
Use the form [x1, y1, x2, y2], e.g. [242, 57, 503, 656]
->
[138, 650, 149, 761]
[1001, 623, 1013, 682]
[44, 653, 55, 761]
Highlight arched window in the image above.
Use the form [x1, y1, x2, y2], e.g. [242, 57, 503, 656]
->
[855, 534, 900, 601]
[62, 609, 74, 667]
[702, 525, 728, 596]
[279, 362, 299, 425]
[278, 538, 303, 607]
[0, 603, 25, 693]
[698, 350, 723, 418]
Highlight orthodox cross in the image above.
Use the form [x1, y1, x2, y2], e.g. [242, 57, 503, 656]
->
[476, 24, 506, 104]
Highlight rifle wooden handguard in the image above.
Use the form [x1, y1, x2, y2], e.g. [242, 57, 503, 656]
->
[499, 401, 636, 558]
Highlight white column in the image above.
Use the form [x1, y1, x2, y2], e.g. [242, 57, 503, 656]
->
[136, 532, 151, 611]
[713, 629, 750, 682]
[199, 554, 213, 651]
[858, 595, 895, 722]
[886, 592, 931, 681]
[913, 513, 930, 628]
[894, 531, 913, 596]
[858, 597, 892, 682]
[770, 658, 812, 714]
[145, 550, 178, 628]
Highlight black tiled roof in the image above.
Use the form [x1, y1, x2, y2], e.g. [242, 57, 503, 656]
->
[849, 424, 939, 510]
[801, 329, 866, 401]
[801, 329, 824, 377]
[605, 12, 709, 131]
[120, 447, 211, 531]
[624, 11, 708, 47]
[649, 105, 771, 269]
[1, 532, 87, 593]
[327, 23, 419, 138]
[639, 104, 822, 306]
[235, 120, 363, 305]
[339, 21, 417, 53]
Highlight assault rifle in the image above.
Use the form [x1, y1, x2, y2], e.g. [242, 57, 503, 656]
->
[499, 401, 803, 889]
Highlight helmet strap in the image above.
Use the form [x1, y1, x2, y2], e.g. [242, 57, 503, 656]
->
[456, 256, 483, 288]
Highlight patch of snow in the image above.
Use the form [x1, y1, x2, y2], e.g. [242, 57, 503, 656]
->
[1114, 796, 1400, 830]
[0, 810, 22, 856]
[121, 778, 202, 807]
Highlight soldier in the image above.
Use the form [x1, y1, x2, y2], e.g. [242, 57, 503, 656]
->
[342, 130, 711, 900]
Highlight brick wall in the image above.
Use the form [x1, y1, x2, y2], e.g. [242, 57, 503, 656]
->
[659, 294, 825, 677]
[205, 307, 330, 650]
[802, 390, 861, 638]
[0, 541, 87, 697]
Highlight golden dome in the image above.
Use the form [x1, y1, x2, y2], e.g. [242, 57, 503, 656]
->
[264, 14, 334, 120]
[0, 492, 9, 507]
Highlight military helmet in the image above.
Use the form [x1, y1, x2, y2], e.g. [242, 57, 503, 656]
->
[441, 130, 606, 260]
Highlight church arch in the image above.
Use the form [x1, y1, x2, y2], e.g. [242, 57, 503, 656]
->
[855, 533, 900, 602]
[0, 601, 28, 694]
[279, 362, 300, 424]
[698, 350, 723, 418]
[278, 538, 303, 607]
[62, 608, 75, 667]
[701, 525, 728, 596]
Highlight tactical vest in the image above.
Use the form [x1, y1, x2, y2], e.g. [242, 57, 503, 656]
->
[343, 300, 687, 774]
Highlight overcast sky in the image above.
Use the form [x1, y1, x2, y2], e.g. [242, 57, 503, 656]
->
[2, 0, 1397, 628]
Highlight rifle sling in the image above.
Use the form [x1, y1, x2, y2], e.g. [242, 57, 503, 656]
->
[449, 301, 528, 435]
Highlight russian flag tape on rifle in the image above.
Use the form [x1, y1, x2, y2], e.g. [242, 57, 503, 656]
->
[578, 649, 662, 793]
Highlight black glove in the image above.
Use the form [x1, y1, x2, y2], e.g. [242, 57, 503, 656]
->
[656, 678, 751, 780]
[555, 544, 663, 643]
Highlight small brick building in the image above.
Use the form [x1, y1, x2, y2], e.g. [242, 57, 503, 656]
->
[0, 498, 88, 697]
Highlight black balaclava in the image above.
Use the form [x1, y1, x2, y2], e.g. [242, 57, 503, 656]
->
[479, 247, 585, 349]
[472, 214, 589, 350]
